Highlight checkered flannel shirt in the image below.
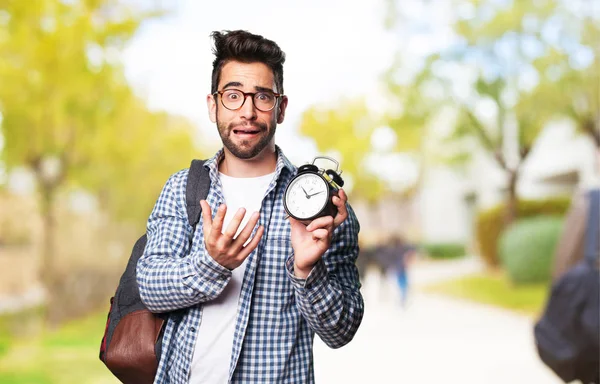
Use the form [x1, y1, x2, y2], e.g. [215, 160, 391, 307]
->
[137, 147, 364, 383]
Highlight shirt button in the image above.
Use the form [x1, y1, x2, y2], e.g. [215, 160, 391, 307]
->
[190, 327, 196, 333]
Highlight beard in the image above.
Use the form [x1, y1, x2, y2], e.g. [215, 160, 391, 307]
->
[217, 120, 276, 159]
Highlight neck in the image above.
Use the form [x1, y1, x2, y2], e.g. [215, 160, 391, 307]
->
[219, 146, 277, 177]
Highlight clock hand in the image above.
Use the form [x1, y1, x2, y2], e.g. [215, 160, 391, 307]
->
[301, 186, 310, 198]
[308, 191, 324, 198]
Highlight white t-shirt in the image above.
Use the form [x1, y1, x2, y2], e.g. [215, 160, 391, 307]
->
[189, 171, 275, 384]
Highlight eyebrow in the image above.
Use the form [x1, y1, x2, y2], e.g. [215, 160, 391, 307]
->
[221, 82, 276, 93]
[222, 81, 243, 89]
[255, 86, 277, 93]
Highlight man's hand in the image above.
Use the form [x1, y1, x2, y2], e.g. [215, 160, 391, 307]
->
[288, 189, 349, 278]
[200, 200, 264, 270]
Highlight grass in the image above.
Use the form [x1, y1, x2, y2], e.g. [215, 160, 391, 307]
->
[421, 270, 551, 317]
[0, 310, 119, 384]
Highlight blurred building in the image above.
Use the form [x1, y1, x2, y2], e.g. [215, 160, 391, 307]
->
[418, 122, 597, 249]
[354, 122, 598, 250]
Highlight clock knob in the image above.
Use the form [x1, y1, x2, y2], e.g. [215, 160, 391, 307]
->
[297, 164, 319, 174]
[325, 169, 344, 187]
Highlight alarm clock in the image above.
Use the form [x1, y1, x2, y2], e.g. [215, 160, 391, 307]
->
[283, 156, 344, 223]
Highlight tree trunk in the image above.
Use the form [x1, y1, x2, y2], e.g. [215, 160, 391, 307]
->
[582, 119, 600, 149]
[37, 179, 62, 327]
[505, 169, 519, 226]
[30, 155, 67, 328]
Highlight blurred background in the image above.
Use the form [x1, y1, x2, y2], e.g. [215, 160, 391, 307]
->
[0, 0, 598, 383]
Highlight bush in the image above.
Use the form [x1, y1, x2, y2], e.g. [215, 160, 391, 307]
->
[475, 197, 571, 267]
[421, 243, 465, 259]
[498, 216, 563, 285]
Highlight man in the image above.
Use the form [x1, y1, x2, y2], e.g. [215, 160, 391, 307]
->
[388, 236, 417, 308]
[136, 30, 364, 384]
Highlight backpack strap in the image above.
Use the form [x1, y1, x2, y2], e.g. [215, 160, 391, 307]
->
[584, 188, 600, 266]
[185, 159, 211, 229]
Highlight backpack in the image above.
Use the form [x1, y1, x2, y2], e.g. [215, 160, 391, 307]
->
[534, 189, 600, 384]
[99, 159, 210, 384]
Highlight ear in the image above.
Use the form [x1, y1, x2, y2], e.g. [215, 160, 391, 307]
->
[277, 95, 288, 124]
[207, 93, 217, 123]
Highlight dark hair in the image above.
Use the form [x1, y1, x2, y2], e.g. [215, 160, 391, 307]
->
[210, 30, 286, 94]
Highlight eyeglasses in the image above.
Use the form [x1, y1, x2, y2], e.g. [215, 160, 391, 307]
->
[213, 89, 283, 112]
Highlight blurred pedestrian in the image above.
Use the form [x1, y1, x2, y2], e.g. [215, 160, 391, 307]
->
[388, 235, 417, 307]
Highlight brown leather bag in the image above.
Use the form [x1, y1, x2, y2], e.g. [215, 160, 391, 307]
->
[103, 305, 165, 383]
[99, 160, 209, 383]
[99, 234, 168, 384]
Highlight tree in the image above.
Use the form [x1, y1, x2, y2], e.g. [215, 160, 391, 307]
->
[382, 56, 445, 200]
[76, 88, 201, 226]
[526, 2, 600, 148]
[384, 0, 598, 224]
[0, 0, 186, 324]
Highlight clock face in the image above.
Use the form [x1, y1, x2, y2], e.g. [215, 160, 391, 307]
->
[285, 173, 329, 220]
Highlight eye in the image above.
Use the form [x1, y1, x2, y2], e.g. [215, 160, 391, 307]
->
[224, 90, 242, 100]
[256, 92, 274, 102]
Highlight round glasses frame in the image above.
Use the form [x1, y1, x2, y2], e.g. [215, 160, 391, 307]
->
[213, 89, 283, 112]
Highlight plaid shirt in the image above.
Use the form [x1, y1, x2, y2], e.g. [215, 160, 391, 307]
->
[137, 147, 364, 383]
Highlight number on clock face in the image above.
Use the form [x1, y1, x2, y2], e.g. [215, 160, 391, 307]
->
[285, 173, 328, 219]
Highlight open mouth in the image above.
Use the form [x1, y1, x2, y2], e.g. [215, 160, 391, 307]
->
[233, 127, 261, 135]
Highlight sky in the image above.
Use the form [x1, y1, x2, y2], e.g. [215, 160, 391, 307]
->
[122, 0, 399, 165]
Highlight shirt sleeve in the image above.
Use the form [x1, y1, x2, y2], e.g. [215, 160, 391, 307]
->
[136, 170, 232, 313]
[285, 205, 364, 348]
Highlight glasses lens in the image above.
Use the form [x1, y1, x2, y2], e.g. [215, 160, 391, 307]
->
[221, 90, 244, 110]
[219, 90, 277, 111]
[253, 92, 276, 111]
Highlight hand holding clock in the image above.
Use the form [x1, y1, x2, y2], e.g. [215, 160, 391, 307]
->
[288, 188, 349, 278]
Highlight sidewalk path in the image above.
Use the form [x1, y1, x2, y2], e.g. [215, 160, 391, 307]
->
[313, 257, 562, 384]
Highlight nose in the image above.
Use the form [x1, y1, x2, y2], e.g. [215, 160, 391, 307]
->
[239, 94, 257, 120]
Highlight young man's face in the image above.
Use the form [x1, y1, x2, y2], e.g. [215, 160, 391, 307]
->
[207, 61, 288, 159]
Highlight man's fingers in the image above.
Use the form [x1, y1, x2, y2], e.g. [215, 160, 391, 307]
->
[232, 211, 261, 247]
[223, 208, 246, 240]
[306, 216, 334, 232]
[333, 188, 348, 228]
[238, 225, 265, 260]
[209, 204, 227, 242]
[200, 200, 212, 235]
[311, 228, 330, 241]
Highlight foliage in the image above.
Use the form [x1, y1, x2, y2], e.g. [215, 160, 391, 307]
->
[420, 242, 466, 260]
[0, 0, 153, 172]
[0, 0, 199, 225]
[498, 216, 563, 285]
[384, 0, 599, 223]
[422, 271, 550, 317]
[475, 197, 571, 267]
[517, 2, 600, 148]
[0, 0, 202, 325]
[298, 99, 388, 202]
[75, 96, 201, 225]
